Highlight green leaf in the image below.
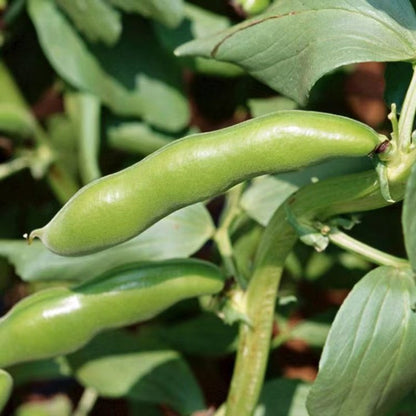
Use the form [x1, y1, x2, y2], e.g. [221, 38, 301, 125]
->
[66, 330, 205, 414]
[28, 0, 189, 132]
[255, 378, 310, 416]
[241, 175, 297, 226]
[14, 395, 72, 416]
[241, 157, 371, 225]
[307, 266, 416, 416]
[0, 104, 35, 139]
[247, 96, 297, 118]
[0, 204, 214, 282]
[107, 122, 173, 155]
[108, 0, 184, 28]
[154, 3, 244, 77]
[403, 163, 416, 271]
[8, 360, 64, 387]
[56, 0, 122, 45]
[176, 0, 416, 104]
[159, 312, 238, 356]
[289, 310, 335, 348]
[27, 0, 142, 116]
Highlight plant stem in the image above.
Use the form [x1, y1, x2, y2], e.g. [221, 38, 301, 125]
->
[72, 387, 98, 416]
[0, 157, 30, 180]
[224, 168, 403, 416]
[398, 65, 416, 151]
[328, 229, 409, 268]
[214, 184, 245, 287]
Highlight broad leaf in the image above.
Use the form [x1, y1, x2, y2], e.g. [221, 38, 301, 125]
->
[109, 0, 184, 28]
[290, 310, 335, 348]
[255, 378, 310, 416]
[8, 360, 64, 386]
[403, 162, 416, 271]
[241, 157, 371, 225]
[28, 0, 142, 116]
[107, 122, 173, 155]
[0, 104, 35, 139]
[66, 330, 205, 414]
[241, 175, 297, 226]
[155, 3, 243, 77]
[14, 395, 72, 416]
[28, 0, 189, 131]
[176, 0, 416, 104]
[0, 204, 214, 282]
[247, 96, 297, 117]
[307, 266, 416, 416]
[56, 0, 122, 45]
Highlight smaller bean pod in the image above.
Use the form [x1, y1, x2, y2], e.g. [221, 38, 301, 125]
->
[0, 259, 224, 368]
[29, 110, 385, 256]
[0, 369, 12, 413]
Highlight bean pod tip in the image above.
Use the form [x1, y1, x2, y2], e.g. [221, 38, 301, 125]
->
[26, 228, 43, 245]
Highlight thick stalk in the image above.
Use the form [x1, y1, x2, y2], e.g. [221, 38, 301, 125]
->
[224, 168, 406, 415]
[398, 65, 416, 151]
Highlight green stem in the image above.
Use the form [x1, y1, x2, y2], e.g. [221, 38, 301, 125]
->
[214, 184, 245, 287]
[67, 93, 102, 185]
[72, 387, 98, 416]
[398, 65, 416, 151]
[0, 157, 30, 180]
[224, 167, 407, 416]
[328, 229, 409, 268]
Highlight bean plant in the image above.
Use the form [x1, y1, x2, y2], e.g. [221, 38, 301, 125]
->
[1, 0, 416, 415]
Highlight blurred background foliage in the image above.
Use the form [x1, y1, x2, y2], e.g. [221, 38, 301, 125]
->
[0, 0, 413, 415]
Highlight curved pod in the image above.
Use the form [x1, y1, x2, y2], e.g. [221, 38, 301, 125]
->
[0, 370, 12, 413]
[0, 259, 224, 367]
[30, 110, 384, 255]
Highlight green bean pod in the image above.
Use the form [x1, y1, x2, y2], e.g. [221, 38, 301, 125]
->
[0, 369, 12, 413]
[29, 110, 384, 256]
[0, 259, 224, 368]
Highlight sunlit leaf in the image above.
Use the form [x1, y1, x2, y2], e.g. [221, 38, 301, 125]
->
[109, 0, 184, 28]
[14, 395, 72, 416]
[307, 266, 416, 416]
[0, 204, 214, 282]
[28, 0, 189, 131]
[56, 0, 122, 45]
[177, 0, 416, 104]
[66, 330, 205, 414]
